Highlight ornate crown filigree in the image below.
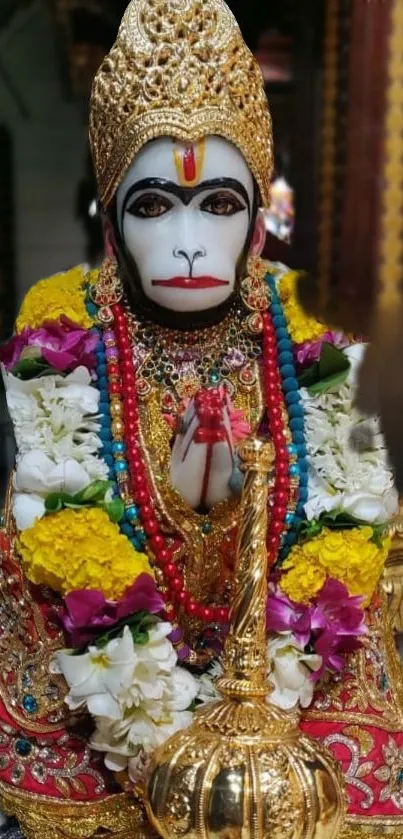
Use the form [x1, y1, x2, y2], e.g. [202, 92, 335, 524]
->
[89, 0, 273, 208]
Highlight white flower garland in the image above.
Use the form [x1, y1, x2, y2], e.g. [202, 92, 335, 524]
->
[302, 344, 397, 524]
[2, 365, 108, 530]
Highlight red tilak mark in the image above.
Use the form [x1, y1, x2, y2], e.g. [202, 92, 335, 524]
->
[183, 145, 196, 182]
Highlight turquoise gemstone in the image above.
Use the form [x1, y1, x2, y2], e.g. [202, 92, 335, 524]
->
[285, 512, 295, 526]
[15, 738, 32, 757]
[137, 528, 146, 545]
[283, 377, 299, 392]
[115, 460, 128, 473]
[280, 364, 295, 378]
[126, 505, 139, 523]
[22, 695, 38, 714]
[121, 523, 133, 538]
[287, 444, 298, 456]
[202, 521, 213, 535]
[397, 769, 403, 784]
[289, 464, 300, 477]
[209, 371, 220, 384]
[112, 441, 126, 455]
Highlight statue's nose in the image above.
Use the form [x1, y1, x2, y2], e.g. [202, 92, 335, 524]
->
[173, 245, 206, 273]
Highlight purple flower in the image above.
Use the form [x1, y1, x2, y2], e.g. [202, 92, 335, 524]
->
[310, 578, 367, 679]
[267, 587, 312, 647]
[295, 332, 348, 368]
[267, 579, 367, 681]
[0, 317, 98, 373]
[60, 574, 164, 648]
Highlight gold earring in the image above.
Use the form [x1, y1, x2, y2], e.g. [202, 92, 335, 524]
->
[90, 256, 124, 322]
[240, 255, 270, 333]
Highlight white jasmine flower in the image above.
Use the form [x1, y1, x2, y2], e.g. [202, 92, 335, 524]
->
[117, 622, 178, 712]
[12, 494, 46, 532]
[302, 343, 397, 525]
[90, 657, 198, 765]
[197, 661, 224, 705]
[54, 626, 137, 720]
[267, 634, 322, 711]
[4, 368, 107, 519]
[12, 451, 100, 530]
[4, 368, 105, 464]
[92, 706, 194, 759]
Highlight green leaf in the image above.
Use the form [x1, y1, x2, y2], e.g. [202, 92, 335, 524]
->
[105, 499, 125, 523]
[298, 362, 319, 389]
[296, 509, 386, 545]
[12, 357, 49, 380]
[45, 493, 75, 513]
[308, 369, 349, 395]
[131, 629, 149, 646]
[297, 518, 323, 542]
[298, 343, 350, 395]
[94, 612, 160, 650]
[321, 510, 361, 529]
[319, 343, 349, 378]
[75, 481, 111, 504]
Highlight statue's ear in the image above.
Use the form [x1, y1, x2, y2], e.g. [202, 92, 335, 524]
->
[102, 214, 117, 259]
[249, 209, 266, 257]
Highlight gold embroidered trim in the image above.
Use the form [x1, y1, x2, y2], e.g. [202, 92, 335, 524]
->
[0, 781, 155, 839]
[340, 812, 403, 837]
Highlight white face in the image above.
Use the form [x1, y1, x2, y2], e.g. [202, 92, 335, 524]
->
[116, 136, 254, 313]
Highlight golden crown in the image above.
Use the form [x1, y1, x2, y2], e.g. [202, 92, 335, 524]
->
[89, 0, 273, 209]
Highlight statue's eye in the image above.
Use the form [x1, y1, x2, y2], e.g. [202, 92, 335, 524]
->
[127, 193, 173, 218]
[200, 191, 245, 216]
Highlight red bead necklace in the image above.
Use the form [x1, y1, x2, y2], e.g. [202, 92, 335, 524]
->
[109, 303, 294, 629]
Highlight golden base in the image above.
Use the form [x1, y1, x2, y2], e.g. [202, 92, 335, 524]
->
[0, 781, 157, 839]
[340, 820, 403, 838]
[1, 779, 402, 839]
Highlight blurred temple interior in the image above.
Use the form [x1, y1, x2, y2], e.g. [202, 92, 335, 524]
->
[0, 0, 396, 501]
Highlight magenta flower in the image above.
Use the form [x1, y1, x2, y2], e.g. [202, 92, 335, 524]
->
[295, 332, 348, 368]
[310, 578, 367, 679]
[60, 574, 164, 648]
[0, 317, 97, 373]
[267, 578, 367, 681]
[267, 587, 312, 648]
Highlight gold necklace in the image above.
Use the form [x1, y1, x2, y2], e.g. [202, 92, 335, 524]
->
[126, 305, 262, 406]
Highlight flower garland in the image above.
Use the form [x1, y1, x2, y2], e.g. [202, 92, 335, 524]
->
[0, 262, 395, 787]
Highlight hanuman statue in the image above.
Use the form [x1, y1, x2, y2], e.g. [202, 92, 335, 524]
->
[0, 1, 402, 837]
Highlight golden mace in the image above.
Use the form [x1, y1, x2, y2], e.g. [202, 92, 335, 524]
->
[145, 438, 346, 838]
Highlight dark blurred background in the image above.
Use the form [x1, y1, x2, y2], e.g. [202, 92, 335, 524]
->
[0, 0, 393, 497]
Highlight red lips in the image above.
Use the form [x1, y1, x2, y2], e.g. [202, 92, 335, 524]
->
[151, 276, 229, 289]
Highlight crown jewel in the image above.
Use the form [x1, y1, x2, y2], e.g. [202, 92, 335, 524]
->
[89, 0, 273, 208]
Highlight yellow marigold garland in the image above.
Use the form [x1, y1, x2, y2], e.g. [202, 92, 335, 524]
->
[280, 527, 390, 606]
[18, 507, 153, 599]
[277, 270, 327, 345]
[16, 266, 99, 333]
